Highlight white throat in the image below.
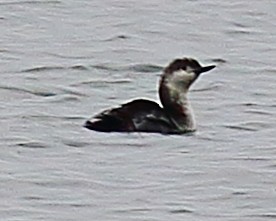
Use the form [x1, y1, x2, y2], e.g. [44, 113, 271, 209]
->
[168, 69, 196, 91]
[161, 70, 197, 132]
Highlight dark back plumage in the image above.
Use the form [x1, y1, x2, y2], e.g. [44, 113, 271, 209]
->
[84, 99, 175, 133]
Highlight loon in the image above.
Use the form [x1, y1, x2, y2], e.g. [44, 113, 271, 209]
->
[84, 58, 216, 134]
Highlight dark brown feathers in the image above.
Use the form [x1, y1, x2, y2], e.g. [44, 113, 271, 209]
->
[164, 58, 201, 74]
[84, 99, 175, 133]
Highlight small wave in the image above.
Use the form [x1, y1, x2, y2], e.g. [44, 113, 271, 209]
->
[103, 34, 130, 42]
[45, 52, 93, 59]
[242, 102, 259, 107]
[129, 64, 163, 73]
[60, 115, 86, 120]
[1, 84, 86, 99]
[232, 191, 247, 196]
[241, 102, 276, 108]
[0, 49, 9, 53]
[58, 86, 86, 96]
[81, 79, 132, 84]
[30, 90, 56, 97]
[91, 64, 122, 72]
[0, 0, 61, 6]
[68, 203, 93, 208]
[0, 85, 56, 97]
[92, 63, 162, 73]
[45, 95, 81, 103]
[264, 68, 276, 73]
[23, 114, 84, 121]
[70, 65, 89, 70]
[113, 208, 152, 214]
[192, 83, 223, 92]
[232, 157, 271, 162]
[71, 79, 132, 88]
[21, 66, 65, 73]
[209, 58, 227, 64]
[224, 125, 257, 132]
[22, 196, 44, 200]
[226, 29, 252, 36]
[17, 141, 48, 148]
[231, 21, 249, 29]
[244, 110, 273, 116]
[223, 122, 269, 131]
[21, 64, 89, 73]
[62, 140, 90, 148]
[248, 214, 276, 218]
[170, 208, 193, 214]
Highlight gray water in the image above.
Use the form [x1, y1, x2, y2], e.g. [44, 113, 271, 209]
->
[0, 0, 276, 220]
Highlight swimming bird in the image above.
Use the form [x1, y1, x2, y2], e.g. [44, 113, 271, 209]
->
[84, 58, 216, 134]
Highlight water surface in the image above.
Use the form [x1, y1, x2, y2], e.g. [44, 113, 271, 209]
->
[0, 0, 275, 220]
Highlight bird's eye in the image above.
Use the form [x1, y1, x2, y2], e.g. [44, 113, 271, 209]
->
[181, 66, 187, 71]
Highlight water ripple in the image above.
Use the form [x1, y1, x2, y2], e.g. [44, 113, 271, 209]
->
[231, 21, 249, 29]
[45, 52, 93, 59]
[244, 110, 273, 116]
[21, 66, 64, 73]
[21, 65, 89, 73]
[264, 68, 276, 73]
[46, 95, 81, 103]
[62, 140, 90, 148]
[170, 208, 193, 214]
[232, 191, 248, 196]
[209, 58, 227, 64]
[223, 122, 268, 132]
[58, 87, 86, 97]
[92, 64, 163, 73]
[129, 64, 163, 73]
[0, 0, 61, 6]
[192, 82, 224, 92]
[103, 34, 130, 41]
[0, 85, 56, 97]
[22, 196, 44, 201]
[23, 114, 84, 121]
[114, 208, 152, 214]
[228, 157, 271, 162]
[224, 126, 255, 132]
[71, 79, 132, 87]
[249, 214, 276, 219]
[241, 102, 276, 108]
[17, 141, 48, 149]
[70, 65, 89, 70]
[226, 29, 254, 36]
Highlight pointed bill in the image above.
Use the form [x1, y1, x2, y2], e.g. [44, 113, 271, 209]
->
[195, 65, 216, 75]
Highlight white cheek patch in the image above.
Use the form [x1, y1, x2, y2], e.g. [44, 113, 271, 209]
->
[171, 69, 195, 85]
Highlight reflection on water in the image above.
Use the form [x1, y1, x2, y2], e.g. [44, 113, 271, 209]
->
[0, 0, 275, 220]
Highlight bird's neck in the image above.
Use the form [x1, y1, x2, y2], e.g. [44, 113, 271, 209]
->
[159, 78, 196, 132]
